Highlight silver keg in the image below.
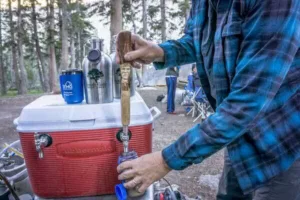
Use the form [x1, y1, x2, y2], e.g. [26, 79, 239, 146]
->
[83, 39, 113, 104]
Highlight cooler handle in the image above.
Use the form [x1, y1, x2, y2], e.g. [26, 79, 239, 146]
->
[149, 107, 161, 120]
[69, 119, 96, 127]
[13, 117, 19, 126]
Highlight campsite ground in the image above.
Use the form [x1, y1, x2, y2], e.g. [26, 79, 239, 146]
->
[0, 87, 224, 200]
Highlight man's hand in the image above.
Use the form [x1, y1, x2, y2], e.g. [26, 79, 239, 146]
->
[117, 151, 171, 193]
[116, 34, 165, 66]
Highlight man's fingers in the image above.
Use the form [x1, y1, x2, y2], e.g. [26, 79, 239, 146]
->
[137, 183, 149, 194]
[131, 34, 146, 46]
[132, 62, 142, 69]
[123, 177, 142, 189]
[118, 169, 136, 181]
[117, 161, 133, 173]
[136, 58, 152, 64]
[124, 49, 145, 62]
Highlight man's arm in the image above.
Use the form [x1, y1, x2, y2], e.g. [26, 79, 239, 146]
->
[162, 0, 300, 170]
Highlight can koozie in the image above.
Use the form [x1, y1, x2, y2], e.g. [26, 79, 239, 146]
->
[60, 69, 84, 104]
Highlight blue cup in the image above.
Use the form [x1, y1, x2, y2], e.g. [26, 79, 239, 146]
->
[60, 69, 84, 104]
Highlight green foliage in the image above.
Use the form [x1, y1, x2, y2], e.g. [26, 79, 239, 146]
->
[88, 0, 191, 42]
[0, 0, 96, 94]
[87, 0, 110, 25]
[0, 89, 43, 97]
[0, 0, 191, 95]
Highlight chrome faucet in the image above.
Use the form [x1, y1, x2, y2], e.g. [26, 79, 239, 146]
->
[34, 133, 52, 159]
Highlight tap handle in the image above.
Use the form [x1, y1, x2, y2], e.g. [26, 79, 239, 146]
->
[34, 133, 53, 159]
[117, 31, 133, 126]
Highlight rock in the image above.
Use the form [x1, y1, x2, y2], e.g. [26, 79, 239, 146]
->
[198, 174, 221, 191]
[161, 95, 167, 103]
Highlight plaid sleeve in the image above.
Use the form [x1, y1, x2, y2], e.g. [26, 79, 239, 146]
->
[154, 10, 197, 70]
[162, 0, 300, 170]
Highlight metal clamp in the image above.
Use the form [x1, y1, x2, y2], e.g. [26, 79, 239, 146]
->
[34, 133, 52, 159]
[116, 129, 132, 143]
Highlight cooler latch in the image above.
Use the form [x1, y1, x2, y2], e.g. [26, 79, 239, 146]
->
[34, 133, 53, 159]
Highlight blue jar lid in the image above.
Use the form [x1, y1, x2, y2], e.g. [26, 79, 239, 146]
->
[115, 183, 127, 200]
[88, 49, 101, 62]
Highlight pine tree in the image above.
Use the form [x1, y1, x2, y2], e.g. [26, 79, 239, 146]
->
[68, 0, 95, 68]
[31, 0, 50, 92]
[110, 0, 122, 53]
[0, 2, 7, 95]
[8, 0, 21, 93]
[142, 0, 148, 39]
[160, 0, 166, 42]
[60, 0, 69, 70]
[17, 0, 28, 94]
[48, 0, 59, 92]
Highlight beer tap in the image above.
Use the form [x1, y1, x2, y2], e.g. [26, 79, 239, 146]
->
[115, 31, 144, 199]
[117, 31, 133, 155]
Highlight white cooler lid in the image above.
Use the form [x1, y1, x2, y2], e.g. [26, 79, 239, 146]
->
[15, 92, 154, 132]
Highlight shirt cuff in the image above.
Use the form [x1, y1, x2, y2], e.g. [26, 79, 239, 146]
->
[162, 142, 188, 170]
[153, 42, 175, 70]
[162, 124, 207, 170]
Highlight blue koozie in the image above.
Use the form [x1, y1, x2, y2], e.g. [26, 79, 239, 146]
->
[60, 69, 84, 104]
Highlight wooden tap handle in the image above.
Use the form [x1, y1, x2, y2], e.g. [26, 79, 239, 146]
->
[117, 31, 132, 126]
[117, 31, 132, 64]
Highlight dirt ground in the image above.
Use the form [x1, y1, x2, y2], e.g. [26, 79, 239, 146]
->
[0, 87, 224, 200]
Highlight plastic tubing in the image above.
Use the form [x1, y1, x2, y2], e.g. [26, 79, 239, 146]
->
[0, 140, 26, 177]
[0, 140, 20, 155]
[7, 169, 27, 182]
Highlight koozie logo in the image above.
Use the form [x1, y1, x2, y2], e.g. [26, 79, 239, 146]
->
[63, 81, 73, 90]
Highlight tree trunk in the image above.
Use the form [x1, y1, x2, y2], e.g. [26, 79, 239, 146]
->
[57, 2, 62, 71]
[0, 3, 7, 95]
[36, 60, 44, 91]
[8, 0, 21, 93]
[49, 0, 59, 93]
[31, 0, 50, 92]
[110, 0, 122, 53]
[17, 0, 28, 94]
[141, 0, 148, 77]
[60, 0, 69, 70]
[35, 60, 44, 91]
[77, 31, 81, 68]
[129, 0, 137, 34]
[7, 54, 13, 88]
[76, 0, 81, 69]
[142, 0, 148, 39]
[160, 0, 166, 42]
[129, 0, 143, 87]
[70, 32, 75, 69]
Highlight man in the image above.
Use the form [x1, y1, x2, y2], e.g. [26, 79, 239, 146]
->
[117, 0, 300, 199]
[165, 67, 180, 114]
[133, 67, 144, 88]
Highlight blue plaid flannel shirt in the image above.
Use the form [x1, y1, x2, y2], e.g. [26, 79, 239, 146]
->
[154, 0, 300, 194]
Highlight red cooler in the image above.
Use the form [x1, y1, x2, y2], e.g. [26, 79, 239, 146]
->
[14, 93, 160, 198]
